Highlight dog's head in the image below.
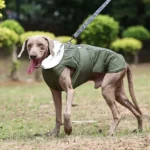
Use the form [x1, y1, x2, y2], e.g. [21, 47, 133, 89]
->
[18, 35, 54, 74]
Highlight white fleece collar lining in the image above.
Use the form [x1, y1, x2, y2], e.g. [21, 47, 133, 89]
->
[41, 41, 64, 69]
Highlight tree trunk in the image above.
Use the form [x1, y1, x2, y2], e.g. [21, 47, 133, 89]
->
[10, 45, 20, 81]
[133, 52, 139, 65]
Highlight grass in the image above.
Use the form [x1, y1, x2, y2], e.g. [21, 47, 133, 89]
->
[0, 60, 150, 149]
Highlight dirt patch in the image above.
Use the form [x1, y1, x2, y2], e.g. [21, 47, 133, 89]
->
[0, 134, 150, 150]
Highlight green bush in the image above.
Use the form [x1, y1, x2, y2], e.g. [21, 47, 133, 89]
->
[0, 0, 5, 9]
[80, 15, 119, 48]
[55, 36, 77, 44]
[0, 0, 5, 17]
[20, 31, 55, 45]
[122, 26, 150, 41]
[143, 0, 150, 2]
[0, 27, 19, 48]
[0, 19, 24, 35]
[110, 38, 142, 54]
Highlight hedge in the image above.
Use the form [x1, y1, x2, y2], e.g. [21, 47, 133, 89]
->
[80, 15, 119, 48]
[55, 36, 77, 44]
[20, 31, 55, 45]
[110, 38, 142, 54]
[122, 26, 150, 41]
[0, 27, 19, 48]
[0, 19, 24, 35]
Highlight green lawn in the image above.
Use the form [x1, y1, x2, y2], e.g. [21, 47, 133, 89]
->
[0, 62, 150, 149]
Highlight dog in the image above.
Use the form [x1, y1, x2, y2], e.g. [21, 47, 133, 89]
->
[18, 35, 143, 136]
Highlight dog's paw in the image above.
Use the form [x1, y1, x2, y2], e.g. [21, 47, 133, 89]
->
[64, 126, 72, 135]
[107, 130, 114, 136]
[45, 128, 60, 137]
[64, 114, 72, 135]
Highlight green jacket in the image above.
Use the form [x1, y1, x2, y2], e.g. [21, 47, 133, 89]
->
[42, 43, 126, 91]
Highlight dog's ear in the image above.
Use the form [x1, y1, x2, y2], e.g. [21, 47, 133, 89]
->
[18, 38, 30, 58]
[43, 36, 54, 56]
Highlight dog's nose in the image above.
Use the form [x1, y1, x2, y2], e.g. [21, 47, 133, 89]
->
[30, 55, 37, 60]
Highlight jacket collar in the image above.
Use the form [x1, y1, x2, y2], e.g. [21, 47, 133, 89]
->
[41, 41, 64, 69]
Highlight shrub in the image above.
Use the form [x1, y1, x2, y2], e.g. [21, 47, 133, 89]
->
[122, 26, 150, 41]
[110, 38, 142, 54]
[20, 31, 55, 45]
[0, 27, 19, 48]
[0, 20, 24, 81]
[0, 0, 5, 17]
[0, 19, 24, 35]
[80, 15, 119, 48]
[55, 36, 77, 44]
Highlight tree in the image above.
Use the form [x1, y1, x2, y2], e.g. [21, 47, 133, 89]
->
[80, 15, 119, 48]
[0, 27, 18, 47]
[122, 26, 150, 63]
[4, 0, 150, 35]
[55, 36, 77, 44]
[0, 0, 5, 17]
[0, 27, 19, 78]
[20, 31, 55, 44]
[0, 19, 24, 81]
[122, 26, 150, 41]
[111, 38, 142, 64]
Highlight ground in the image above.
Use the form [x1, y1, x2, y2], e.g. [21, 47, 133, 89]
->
[0, 58, 150, 150]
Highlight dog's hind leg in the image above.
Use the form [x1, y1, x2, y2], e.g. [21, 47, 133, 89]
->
[101, 69, 127, 136]
[102, 86, 121, 136]
[116, 81, 143, 132]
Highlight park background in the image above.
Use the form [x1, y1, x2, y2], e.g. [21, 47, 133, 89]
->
[0, 0, 150, 149]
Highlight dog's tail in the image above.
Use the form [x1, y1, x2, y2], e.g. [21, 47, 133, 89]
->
[127, 65, 142, 115]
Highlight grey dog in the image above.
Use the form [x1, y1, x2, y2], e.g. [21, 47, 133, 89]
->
[18, 35, 143, 136]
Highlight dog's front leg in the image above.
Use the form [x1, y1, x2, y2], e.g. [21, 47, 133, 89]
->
[63, 87, 74, 135]
[46, 88, 62, 136]
[59, 68, 75, 135]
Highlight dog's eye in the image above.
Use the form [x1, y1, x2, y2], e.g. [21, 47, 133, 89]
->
[37, 43, 44, 47]
[28, 44, 32, 49]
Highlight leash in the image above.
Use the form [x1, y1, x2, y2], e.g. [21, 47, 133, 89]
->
[67, 0, 111, 44]
[64, 0, 125, 65]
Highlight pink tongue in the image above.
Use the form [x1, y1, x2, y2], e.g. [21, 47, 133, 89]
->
[27, 60, 36, 75]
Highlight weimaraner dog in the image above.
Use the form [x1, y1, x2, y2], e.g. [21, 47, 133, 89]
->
[18, 35, 143, 136]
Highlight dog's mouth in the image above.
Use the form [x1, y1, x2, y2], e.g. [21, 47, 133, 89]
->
[27, 58, 43, 75]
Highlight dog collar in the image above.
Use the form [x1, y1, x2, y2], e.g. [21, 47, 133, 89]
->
[41, 41, 64, 69]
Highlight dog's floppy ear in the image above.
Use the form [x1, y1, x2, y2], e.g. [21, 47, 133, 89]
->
[43, 36, 54, 56]
[18, 38, 30, 58]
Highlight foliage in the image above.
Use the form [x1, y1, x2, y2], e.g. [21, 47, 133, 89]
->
[110, 38, 142, 54]
[122, 26, 150, 41]
[111, 0, 147, 28]
[0, 27, 19, 48]
[4, 0, 150, 35]
[20, 31, 55, 45]
[0, 19, 24, 35]
[0, 0, 5, 17]
[80, 15, 119, 48]
[55, 36, 77, 44]
[143, 0, 150, 3]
